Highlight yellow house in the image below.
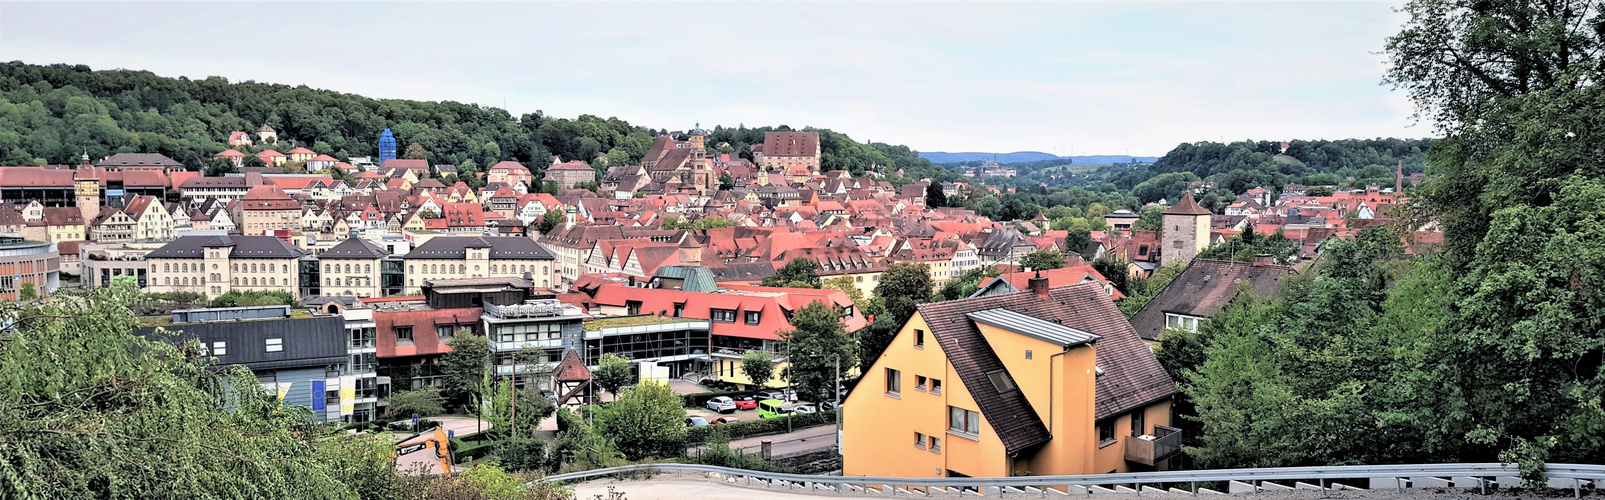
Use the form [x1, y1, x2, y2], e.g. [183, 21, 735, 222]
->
[843, 279, 1178, 479]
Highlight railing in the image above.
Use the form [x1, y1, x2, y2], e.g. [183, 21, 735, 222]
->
[538, 462, 1605, 497]
[1126, 425, 1182, 466]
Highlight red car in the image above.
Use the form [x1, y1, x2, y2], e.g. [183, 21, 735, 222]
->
[713, 416, 741, 425]
[733, 397, 758, 411]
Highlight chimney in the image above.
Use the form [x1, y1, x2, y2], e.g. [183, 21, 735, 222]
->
[1028, 270, 1050, 297]
[1252, 253, 1274, 267]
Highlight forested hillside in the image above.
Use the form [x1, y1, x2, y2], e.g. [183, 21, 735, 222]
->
[0, 62, 942, 180]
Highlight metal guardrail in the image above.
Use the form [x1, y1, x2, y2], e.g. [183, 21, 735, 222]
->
[541, 462, 1605, 496]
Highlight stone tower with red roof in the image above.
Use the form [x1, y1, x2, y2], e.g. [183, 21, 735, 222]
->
[73, 153, 100, 222]
[1160, 192, 1211, 268]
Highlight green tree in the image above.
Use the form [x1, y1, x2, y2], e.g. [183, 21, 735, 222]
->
[1133, 206, 1165, 231]
[440, 334, 491, 408]
[403, 143, 428, 160]
[0, 284, 403, 499]
[822, 275, 869, 312]
[595, 381, 687, 460]
[873, 262, 934, 327]
[718, 171, 735, 190]
[536, 209, 565, 234]
[761, 257, 820, 288]
[593, 353, 634, 398]
[925, 182, 947, 208]
[205, 157, 238, 176]
[740, 350, 775, 387]
[1063, 228, 1092, 256]
[17, 282, 37, 301]
[385, 387, 445, 420]
[1090, 256, 1128, 296]
[780, 300, 856, 402]
[1020, 249, 1067, 271]
[418, 209, 441, 219]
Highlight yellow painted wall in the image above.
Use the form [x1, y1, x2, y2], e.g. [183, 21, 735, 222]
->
[843, 312, 951, 478]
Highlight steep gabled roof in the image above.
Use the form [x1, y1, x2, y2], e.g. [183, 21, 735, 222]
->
[1128, 259, 1297, 341]
[913, 282, 1177, 454]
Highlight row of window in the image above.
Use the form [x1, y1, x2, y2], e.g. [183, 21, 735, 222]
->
[163, 276, 283, 287]
[161, 262, 289, 274]
[324, 263, 373, 274]
[884, 368, 948, 397]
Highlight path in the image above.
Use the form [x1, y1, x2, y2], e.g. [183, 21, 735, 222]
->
[729, 423, 836, 457]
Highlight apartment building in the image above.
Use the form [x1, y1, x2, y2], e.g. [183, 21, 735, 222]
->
[843, 279, 1179, 478]
[400, 236, 558, 290]
[144, 235, 307, 299]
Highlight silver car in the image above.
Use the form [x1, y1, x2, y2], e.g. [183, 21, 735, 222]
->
[706, 396, 737, 413]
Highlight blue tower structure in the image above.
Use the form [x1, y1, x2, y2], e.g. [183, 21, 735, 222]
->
[378, 128, 397, 163]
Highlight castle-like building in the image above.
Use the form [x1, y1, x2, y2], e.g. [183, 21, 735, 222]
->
[1160, 192, 1211, 268]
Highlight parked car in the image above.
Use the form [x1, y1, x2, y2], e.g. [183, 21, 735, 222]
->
[706, 396, 737, 413]
[820, 401, 841, 410]
[758, 399, 794, 419]
[713, 416, 741, 425]
[757, 390, 786, 401]
[733, 396, 758, 411]
[686, 416, 710, 427]
[793, 405, 818, 414]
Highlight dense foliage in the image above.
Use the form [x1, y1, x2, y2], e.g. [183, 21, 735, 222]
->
[0, 284, 409, 499]
[780, 301, 857, 402]
[1167, 1, 1605, 480]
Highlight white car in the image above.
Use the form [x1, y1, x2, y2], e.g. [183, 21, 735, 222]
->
[793, 405, 818, 414]
[706, 396, 737, 413]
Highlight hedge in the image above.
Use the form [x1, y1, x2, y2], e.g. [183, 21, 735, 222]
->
[451, 438, 496, 463]
[685, 409, 836, 443]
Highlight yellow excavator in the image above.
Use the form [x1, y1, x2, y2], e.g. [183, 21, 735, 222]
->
[394, 426, 453, 477]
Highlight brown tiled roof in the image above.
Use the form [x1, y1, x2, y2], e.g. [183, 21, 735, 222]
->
[1163, 192, 1211, 216]
[552, 349, 592, 381]
[762, 132, 819, 157]
[914, 282, 1177, 454]
[1128, 259, 1297, 341]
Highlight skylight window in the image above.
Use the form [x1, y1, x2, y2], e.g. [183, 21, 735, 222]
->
[986, 370, 1018, 393]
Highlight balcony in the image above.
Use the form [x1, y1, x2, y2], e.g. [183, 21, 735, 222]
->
[1125, 425, 1182, 466]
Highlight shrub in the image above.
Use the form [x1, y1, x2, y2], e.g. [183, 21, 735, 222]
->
[385, 387, 446, 420]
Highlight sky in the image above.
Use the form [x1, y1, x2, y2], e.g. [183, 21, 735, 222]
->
[0, 1, 1428, 157]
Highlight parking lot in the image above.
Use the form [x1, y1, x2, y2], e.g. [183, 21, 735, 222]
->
[686, 395, 829, 425]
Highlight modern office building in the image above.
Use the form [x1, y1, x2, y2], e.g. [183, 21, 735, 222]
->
[0, 235, 60, 300]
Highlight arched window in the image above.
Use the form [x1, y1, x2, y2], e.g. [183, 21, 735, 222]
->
[232, 263, 238, 272]
[542, 266, 548, 275]
[164, 277, 171, 285]
[232, 277, 238, 285]
[270, 277, 276, 286]
[269, 264, 275, 273]
[164, 263, 171, 272]
[520, 265, 526, 273]
[345, 264, 351, 273]
[250, 277, 257, 286]
[325, 278, 331, 286]
[409, 265, 415, 273]
[250, 264, 257, 273]
[364, 264, 370, 273]
[324, 263, 331, 272]
[182, 277, 188, 286]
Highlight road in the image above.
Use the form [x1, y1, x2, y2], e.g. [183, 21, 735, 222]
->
[685, 421, 838, 459]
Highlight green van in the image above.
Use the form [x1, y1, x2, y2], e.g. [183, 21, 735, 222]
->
[757, 399, 793, 419]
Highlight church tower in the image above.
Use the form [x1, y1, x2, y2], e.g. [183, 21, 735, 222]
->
[73, 153, 100, 222]
[688, 124, 713, 194]
[1160, 191, 1211, 268]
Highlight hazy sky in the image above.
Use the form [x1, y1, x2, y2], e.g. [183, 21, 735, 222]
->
[0, 1, 1428, 156]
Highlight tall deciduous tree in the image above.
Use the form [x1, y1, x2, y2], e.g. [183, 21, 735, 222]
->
[441, 334, 491, 408]
[780, 300, 856, 401]
[595, 381, 687, 460]
[593, 353, 634, 398]
[925, 182, 948, 208]
[740, 350, 775, 387]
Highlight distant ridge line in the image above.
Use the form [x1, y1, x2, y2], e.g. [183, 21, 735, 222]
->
[920, 151, 1158, 164]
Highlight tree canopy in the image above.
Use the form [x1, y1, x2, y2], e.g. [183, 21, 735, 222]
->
[781, 300, 856, 401]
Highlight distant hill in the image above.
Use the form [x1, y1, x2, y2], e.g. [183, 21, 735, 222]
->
[920, 151, 1158, 164]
